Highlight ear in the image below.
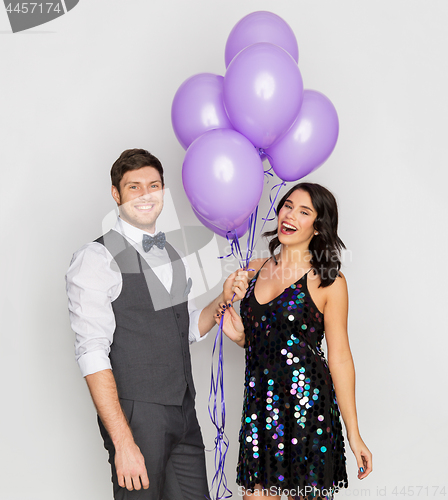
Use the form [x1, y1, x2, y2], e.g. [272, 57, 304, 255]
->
[111, 185, 121, 205]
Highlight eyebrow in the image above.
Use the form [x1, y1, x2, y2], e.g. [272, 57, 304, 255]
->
[285, 199, 314, 212]
[123, 180, 162, 186]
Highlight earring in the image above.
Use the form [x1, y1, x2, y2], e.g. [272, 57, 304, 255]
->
[314, 231, 319, 235]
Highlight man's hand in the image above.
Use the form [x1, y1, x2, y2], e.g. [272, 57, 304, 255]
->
[223, 269, 249, 304]
[115, 438, 150, 491]
[85, 370, 150, 491]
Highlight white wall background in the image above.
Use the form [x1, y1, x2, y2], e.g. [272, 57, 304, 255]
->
[1, 1, 447, 499]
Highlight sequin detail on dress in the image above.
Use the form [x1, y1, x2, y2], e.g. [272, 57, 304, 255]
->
[237, 264, 348, 498]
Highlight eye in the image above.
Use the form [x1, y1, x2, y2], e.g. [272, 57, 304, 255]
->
[301, 211, 309, 216]
[284, 203, 293, 209]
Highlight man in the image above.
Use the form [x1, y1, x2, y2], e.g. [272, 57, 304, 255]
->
[66, 149, 247, 499]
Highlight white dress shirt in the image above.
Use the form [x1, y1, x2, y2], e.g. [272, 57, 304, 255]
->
[66, 218, 204, 378]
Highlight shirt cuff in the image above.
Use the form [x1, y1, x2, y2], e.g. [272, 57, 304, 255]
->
[77, 350, 112, 377]
[188, 307, 208, 344]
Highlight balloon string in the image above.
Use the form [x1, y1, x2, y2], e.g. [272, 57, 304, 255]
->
[258, 147, 274, 180]
[264, 167, 274, 179]
[231, 234, 245, 268]
[253, 180, 286, 249]
[207, 314, 232, 500]
[244, 206, 258, 269]
[218, 230, 242, 263]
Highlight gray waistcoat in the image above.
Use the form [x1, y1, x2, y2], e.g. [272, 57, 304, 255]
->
[96, 230, 195, 405]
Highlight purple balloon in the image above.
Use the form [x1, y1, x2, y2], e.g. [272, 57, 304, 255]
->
[223, 42, 303, 150]
[183, 129, 264, 231]
[266, 90, 339, 182]
[171, 73, 234, 150]
[192, 207, 250, 239]
[225, 11, 299, 68]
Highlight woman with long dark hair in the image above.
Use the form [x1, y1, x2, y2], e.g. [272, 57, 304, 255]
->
[217, 182, 372, 499]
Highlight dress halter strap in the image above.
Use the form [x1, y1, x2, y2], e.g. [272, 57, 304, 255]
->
[253, 257, 272, 280]
[254, 258, 314, 280]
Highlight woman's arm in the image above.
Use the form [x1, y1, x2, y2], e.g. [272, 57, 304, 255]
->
[213, 258, 266, 347]
[324, 272, 373, 479]
[215, 303, 246, 347]
[198, 269, 248, 337]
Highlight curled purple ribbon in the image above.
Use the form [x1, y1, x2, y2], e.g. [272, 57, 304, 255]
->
[207, 313, 232, 500]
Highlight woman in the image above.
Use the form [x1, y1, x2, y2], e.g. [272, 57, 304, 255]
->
[217, 183, 372, 499]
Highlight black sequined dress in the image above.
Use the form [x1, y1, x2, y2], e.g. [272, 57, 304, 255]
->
[237, 262, 348, 496]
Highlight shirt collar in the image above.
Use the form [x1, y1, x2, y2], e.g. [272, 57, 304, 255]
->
[113, 217, 157, 245]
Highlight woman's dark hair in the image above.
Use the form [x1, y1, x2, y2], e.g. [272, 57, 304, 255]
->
[111, 148, 164, 193]
[263, 182, 346, 288]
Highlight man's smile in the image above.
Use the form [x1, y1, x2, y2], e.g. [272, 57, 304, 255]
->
[134, 203, 155, 212]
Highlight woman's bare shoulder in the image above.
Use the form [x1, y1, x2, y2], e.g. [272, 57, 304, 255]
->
[325, 271, 348, 299]
[307, 270, 348, 317]
[309, 269, 347, 285]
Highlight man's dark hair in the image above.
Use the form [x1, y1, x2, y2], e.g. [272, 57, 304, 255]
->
[111, 149, 164, 193]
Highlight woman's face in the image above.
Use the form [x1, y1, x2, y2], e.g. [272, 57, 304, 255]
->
[277, 189, 317, 247]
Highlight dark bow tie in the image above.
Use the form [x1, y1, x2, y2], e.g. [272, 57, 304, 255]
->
[142, 232, 166, 252]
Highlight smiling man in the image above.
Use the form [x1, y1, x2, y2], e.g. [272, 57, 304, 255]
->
[111, 162, 164, 232]
[66, 149, 247, 500]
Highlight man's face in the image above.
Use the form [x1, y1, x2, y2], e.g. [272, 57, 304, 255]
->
[111, 166, 164, 233]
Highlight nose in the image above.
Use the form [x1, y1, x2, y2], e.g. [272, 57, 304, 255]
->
[139, 187, 153, 198]
[284, 208, 296, 221]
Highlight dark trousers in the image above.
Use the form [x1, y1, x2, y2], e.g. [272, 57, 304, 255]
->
[98, 388, 209, 500]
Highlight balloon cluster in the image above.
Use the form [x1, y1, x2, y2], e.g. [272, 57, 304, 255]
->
[172, 11, 339, 239]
